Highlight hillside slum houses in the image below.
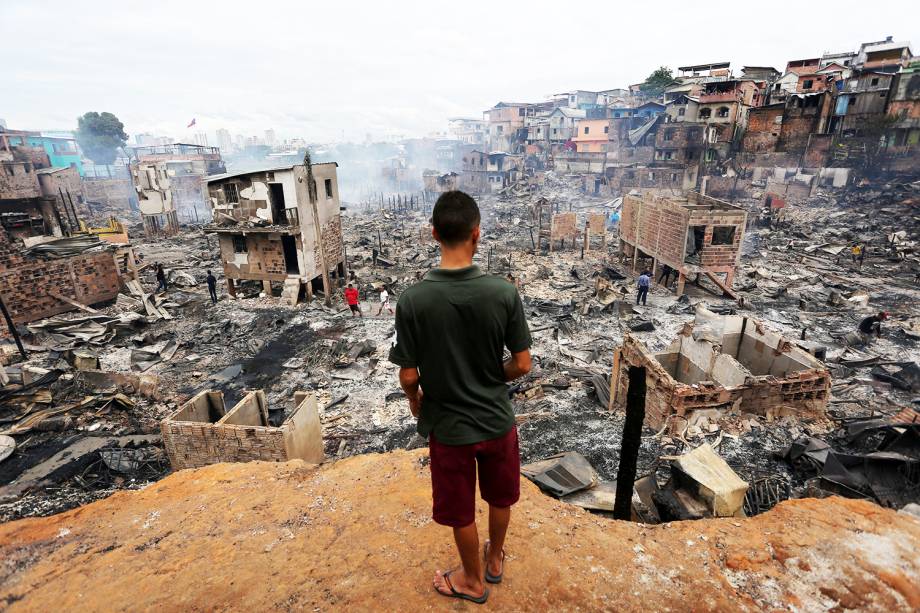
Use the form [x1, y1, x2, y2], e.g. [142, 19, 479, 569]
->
[392, 36, 917, 202]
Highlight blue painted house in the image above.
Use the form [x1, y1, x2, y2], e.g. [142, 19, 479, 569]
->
[4, 131, 84, 175]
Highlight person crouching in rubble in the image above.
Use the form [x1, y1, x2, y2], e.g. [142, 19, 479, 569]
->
[858, 311, 888, 342]
[344, 283, 362, 317]
[389, 190, 532, 605]
[637, 270, 651, 305]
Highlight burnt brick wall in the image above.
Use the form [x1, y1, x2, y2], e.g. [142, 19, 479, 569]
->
[742, 106, 783, 153]
[219, 233, 290, 281]
[621, 195, 690, 267]
[0, 162, 42, 199]
[0, 227, 121, 325]
[689, 209, 745, 271]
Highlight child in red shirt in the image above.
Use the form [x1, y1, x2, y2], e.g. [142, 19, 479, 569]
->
[344, 284, 362, 317]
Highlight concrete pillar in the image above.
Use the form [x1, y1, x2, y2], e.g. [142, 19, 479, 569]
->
[262, 280, 272, 295]
[676, 272, 686, 296]
[226, 278, 237, 298]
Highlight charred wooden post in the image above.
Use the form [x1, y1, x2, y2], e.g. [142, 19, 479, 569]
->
[614, 366, 646, 520]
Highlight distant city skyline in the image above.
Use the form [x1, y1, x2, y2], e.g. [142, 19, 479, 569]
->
[2, 1, 917, 142]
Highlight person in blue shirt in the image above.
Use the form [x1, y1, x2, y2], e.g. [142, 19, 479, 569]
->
[637, 271, 651, 305]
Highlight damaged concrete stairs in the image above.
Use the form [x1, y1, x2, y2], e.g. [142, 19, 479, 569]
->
[281, 277, 301, 306]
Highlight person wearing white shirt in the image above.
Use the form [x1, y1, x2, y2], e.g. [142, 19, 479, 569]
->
[377, 287, 394, 315]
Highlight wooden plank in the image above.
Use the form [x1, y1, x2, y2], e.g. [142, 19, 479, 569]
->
[703, 271, 739, 301]
[49, 292, 99, 314]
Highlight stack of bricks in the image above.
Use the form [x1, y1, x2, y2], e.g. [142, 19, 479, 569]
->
[161, 420, 288, 470]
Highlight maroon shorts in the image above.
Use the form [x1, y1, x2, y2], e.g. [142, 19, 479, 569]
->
[428, 427, 520, 527]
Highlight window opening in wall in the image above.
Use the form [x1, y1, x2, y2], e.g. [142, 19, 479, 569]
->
[870, 78, 879, 86]
[604, 125, 609, 133]
[678, 108, 686, 116]
[717, 107, 730, 118]
[324, 178, 333, 198]
[664, 128, 675, 141]
[584, 126, 589, 134]
[802, 79, 814, 89]
[711, 226, 736, 245]
[232, 235, 248, 253]
[224, 183, 239, 203]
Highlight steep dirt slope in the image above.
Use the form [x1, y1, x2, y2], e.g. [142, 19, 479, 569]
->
[1, 450, 919, 612]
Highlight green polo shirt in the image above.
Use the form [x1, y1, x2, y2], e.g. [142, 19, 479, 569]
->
[388, 265, 531, 445]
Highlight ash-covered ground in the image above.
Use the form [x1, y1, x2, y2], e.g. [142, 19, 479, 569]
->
[2, 175, 919, 522]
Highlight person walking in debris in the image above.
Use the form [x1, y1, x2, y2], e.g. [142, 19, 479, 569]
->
[344, 283, 362, 317]
[858, 243, 866, 268]
[851, 244, 862, 266]
[376, 286, 394, 316]
[155, 263, 167, 292]
[389, 190, 531, 605]
[636, 270, 651, 305]
[206, 270, 218, 304]
[858, 311, 888, 341]
[657, 264, 673, 288]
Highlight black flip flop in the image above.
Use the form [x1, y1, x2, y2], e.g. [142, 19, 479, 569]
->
[484, 541, 505, 584]
[436, 570, 490, 604]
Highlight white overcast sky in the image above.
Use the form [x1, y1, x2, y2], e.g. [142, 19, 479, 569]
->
[1, 0, 917, 143]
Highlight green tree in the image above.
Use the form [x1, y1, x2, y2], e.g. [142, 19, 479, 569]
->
[75, 112, 128, 165]
[639, 66, 676, 98]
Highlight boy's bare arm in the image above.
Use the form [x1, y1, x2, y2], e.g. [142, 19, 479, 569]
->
[503, 349, 532, 382]
[399, 367, 422, 417]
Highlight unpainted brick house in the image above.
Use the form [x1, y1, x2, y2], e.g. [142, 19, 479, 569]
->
[611, 310, 830, 429]
[204, 162, 345, 301]
[619, 191, 746, 295]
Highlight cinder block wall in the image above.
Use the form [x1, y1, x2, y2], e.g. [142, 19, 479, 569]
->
[161, 390, 324, 470]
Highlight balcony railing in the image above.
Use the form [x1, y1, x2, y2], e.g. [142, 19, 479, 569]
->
[278, 207, 300, 226]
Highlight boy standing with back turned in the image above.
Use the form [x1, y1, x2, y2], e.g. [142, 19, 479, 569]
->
[389, 191, 532, 604]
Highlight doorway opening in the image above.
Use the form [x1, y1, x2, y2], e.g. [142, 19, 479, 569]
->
[269, 183, 286, 224]
[281, 235, 299, 274]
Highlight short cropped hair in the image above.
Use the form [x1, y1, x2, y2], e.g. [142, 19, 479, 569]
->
[432, 191, 480, 246]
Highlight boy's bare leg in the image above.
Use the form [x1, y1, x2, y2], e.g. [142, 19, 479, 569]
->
[433, 522, 485, 597]
[486, 505, 510, 576]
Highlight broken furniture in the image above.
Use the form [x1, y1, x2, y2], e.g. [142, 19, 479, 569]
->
[611, 307, 831, 430]
[160, 389, 324, 470]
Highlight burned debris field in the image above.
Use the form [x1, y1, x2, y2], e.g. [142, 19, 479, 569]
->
[2, 177, 920, 526]
[3, 17, 920, 609]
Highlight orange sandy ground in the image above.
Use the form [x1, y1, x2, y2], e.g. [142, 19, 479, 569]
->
[1, 449, 919, 612]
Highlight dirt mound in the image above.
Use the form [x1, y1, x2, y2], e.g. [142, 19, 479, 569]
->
[2, 450, 919, 612]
